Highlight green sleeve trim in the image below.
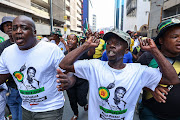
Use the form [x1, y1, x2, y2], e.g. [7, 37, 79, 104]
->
[148, 58, 158, 68]
[103, 43, 106, 50]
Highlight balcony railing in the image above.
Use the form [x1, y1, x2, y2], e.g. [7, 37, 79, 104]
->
[31, 2, 48, 12]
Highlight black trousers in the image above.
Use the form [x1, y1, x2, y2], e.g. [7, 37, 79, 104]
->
[66, 78, 89, 115]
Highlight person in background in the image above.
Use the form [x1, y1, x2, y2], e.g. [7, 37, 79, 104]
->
[79, 36, 86, 46]
[132, 37, 147, 62]
[132, 32, 140, 50]
[126, 30, 134, 52]
[93, 30, 106, 59]
[138, 18, 180, 120]
[49, 30, 68, 53]
[65, 33, 95, 120]
[0, 16, 22, 120]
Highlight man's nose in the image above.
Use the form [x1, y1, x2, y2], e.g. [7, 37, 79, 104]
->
[69, 39, 73, 42]
[109, 43, 115, 48]
[7, 25, 12, 29]
[16, 27, 23, 33]
[177, 36, 180, 42]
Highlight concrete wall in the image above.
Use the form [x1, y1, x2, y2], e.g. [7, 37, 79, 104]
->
[70, 0, 77, 31]
[53, 0, 65, 23]
[35, 23, 50, 35]
[136, 0, 150, 31]
[123, 0, 150, 33]
[163, 0, 180, 10]
[10, 0, 31, 9]
[148, 0, 164, 38]
[123, 0, 137, 32]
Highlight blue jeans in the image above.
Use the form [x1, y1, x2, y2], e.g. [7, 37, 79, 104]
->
[7, 87, 22, 120]
[0, 90, 7, 120]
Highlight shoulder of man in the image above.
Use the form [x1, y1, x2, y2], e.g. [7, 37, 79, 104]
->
[0, 39, 11, 48]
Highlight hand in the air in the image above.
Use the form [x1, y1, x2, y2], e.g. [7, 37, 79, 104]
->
[139, 38, 157, 52]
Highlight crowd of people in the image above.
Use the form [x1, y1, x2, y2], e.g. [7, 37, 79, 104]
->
[0, 15, 179, 120]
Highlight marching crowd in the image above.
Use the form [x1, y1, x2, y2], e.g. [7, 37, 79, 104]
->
[0, 15, 180, 120]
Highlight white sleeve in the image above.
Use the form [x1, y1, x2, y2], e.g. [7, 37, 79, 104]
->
[0, 52, 10, 74]
[74, 59, 93, 81]
[141, 67, 162, 91]
[0, 83, 8, 90]
[53, 46, 65, 72]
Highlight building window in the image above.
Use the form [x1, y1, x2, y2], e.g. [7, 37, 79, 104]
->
[126, 0, 137, 17]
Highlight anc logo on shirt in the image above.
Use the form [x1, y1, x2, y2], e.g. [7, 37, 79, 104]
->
[99, 87, 110, 100]
[61, 48, 63, 50]
[13, 71, 24, 82]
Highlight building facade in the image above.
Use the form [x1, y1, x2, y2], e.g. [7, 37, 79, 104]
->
[65, 0, 82, 35]
[114, 0, 122, 31]
[0, 0, 66, 39]
[92, 14, 96, 32]
[148, 0, 180, 37]
[82, 0, 88, 34]
[0, 0, 83, 39]
[123, 0, 150, 36]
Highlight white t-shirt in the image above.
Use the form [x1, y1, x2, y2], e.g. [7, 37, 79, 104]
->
[132, 38, 140, 50]
[51, 40, 66, 53]
[74, 59, 162, 120]
[41, 37, 49, 42]
[0, 41, 65, 112]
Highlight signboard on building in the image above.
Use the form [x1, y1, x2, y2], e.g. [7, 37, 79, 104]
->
[64, 16, 67, 20]
[64, 24, 67, 31]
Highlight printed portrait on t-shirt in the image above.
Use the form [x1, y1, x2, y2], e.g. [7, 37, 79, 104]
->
[99, 83, 127, 120]
[113, 87, 127, 111]
[26, 67, 40, 90]
[13, 65, 40, 90]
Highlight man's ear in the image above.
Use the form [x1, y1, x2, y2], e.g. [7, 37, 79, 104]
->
[159, 37, 163, 45]
[125, 47, 129, 54]
[34, 30, 37, 37]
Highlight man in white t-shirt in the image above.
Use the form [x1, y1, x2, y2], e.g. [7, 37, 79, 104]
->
[0, 15, 75, 120]
[132, 32, 140, 50]
[58, 29, 179, 120]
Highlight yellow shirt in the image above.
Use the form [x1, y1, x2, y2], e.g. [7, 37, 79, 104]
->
[93, 39, 106, 59]
[130, 38, 134, 52]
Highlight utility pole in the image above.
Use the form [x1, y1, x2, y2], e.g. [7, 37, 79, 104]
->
[50, 0, 53, 32]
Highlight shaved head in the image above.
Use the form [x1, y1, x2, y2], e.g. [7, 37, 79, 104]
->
[13, 15, 36, 30]
[12, 15, 38, 50]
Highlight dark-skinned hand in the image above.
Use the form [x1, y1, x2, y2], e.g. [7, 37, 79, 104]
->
[56, 69, 71, 91]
